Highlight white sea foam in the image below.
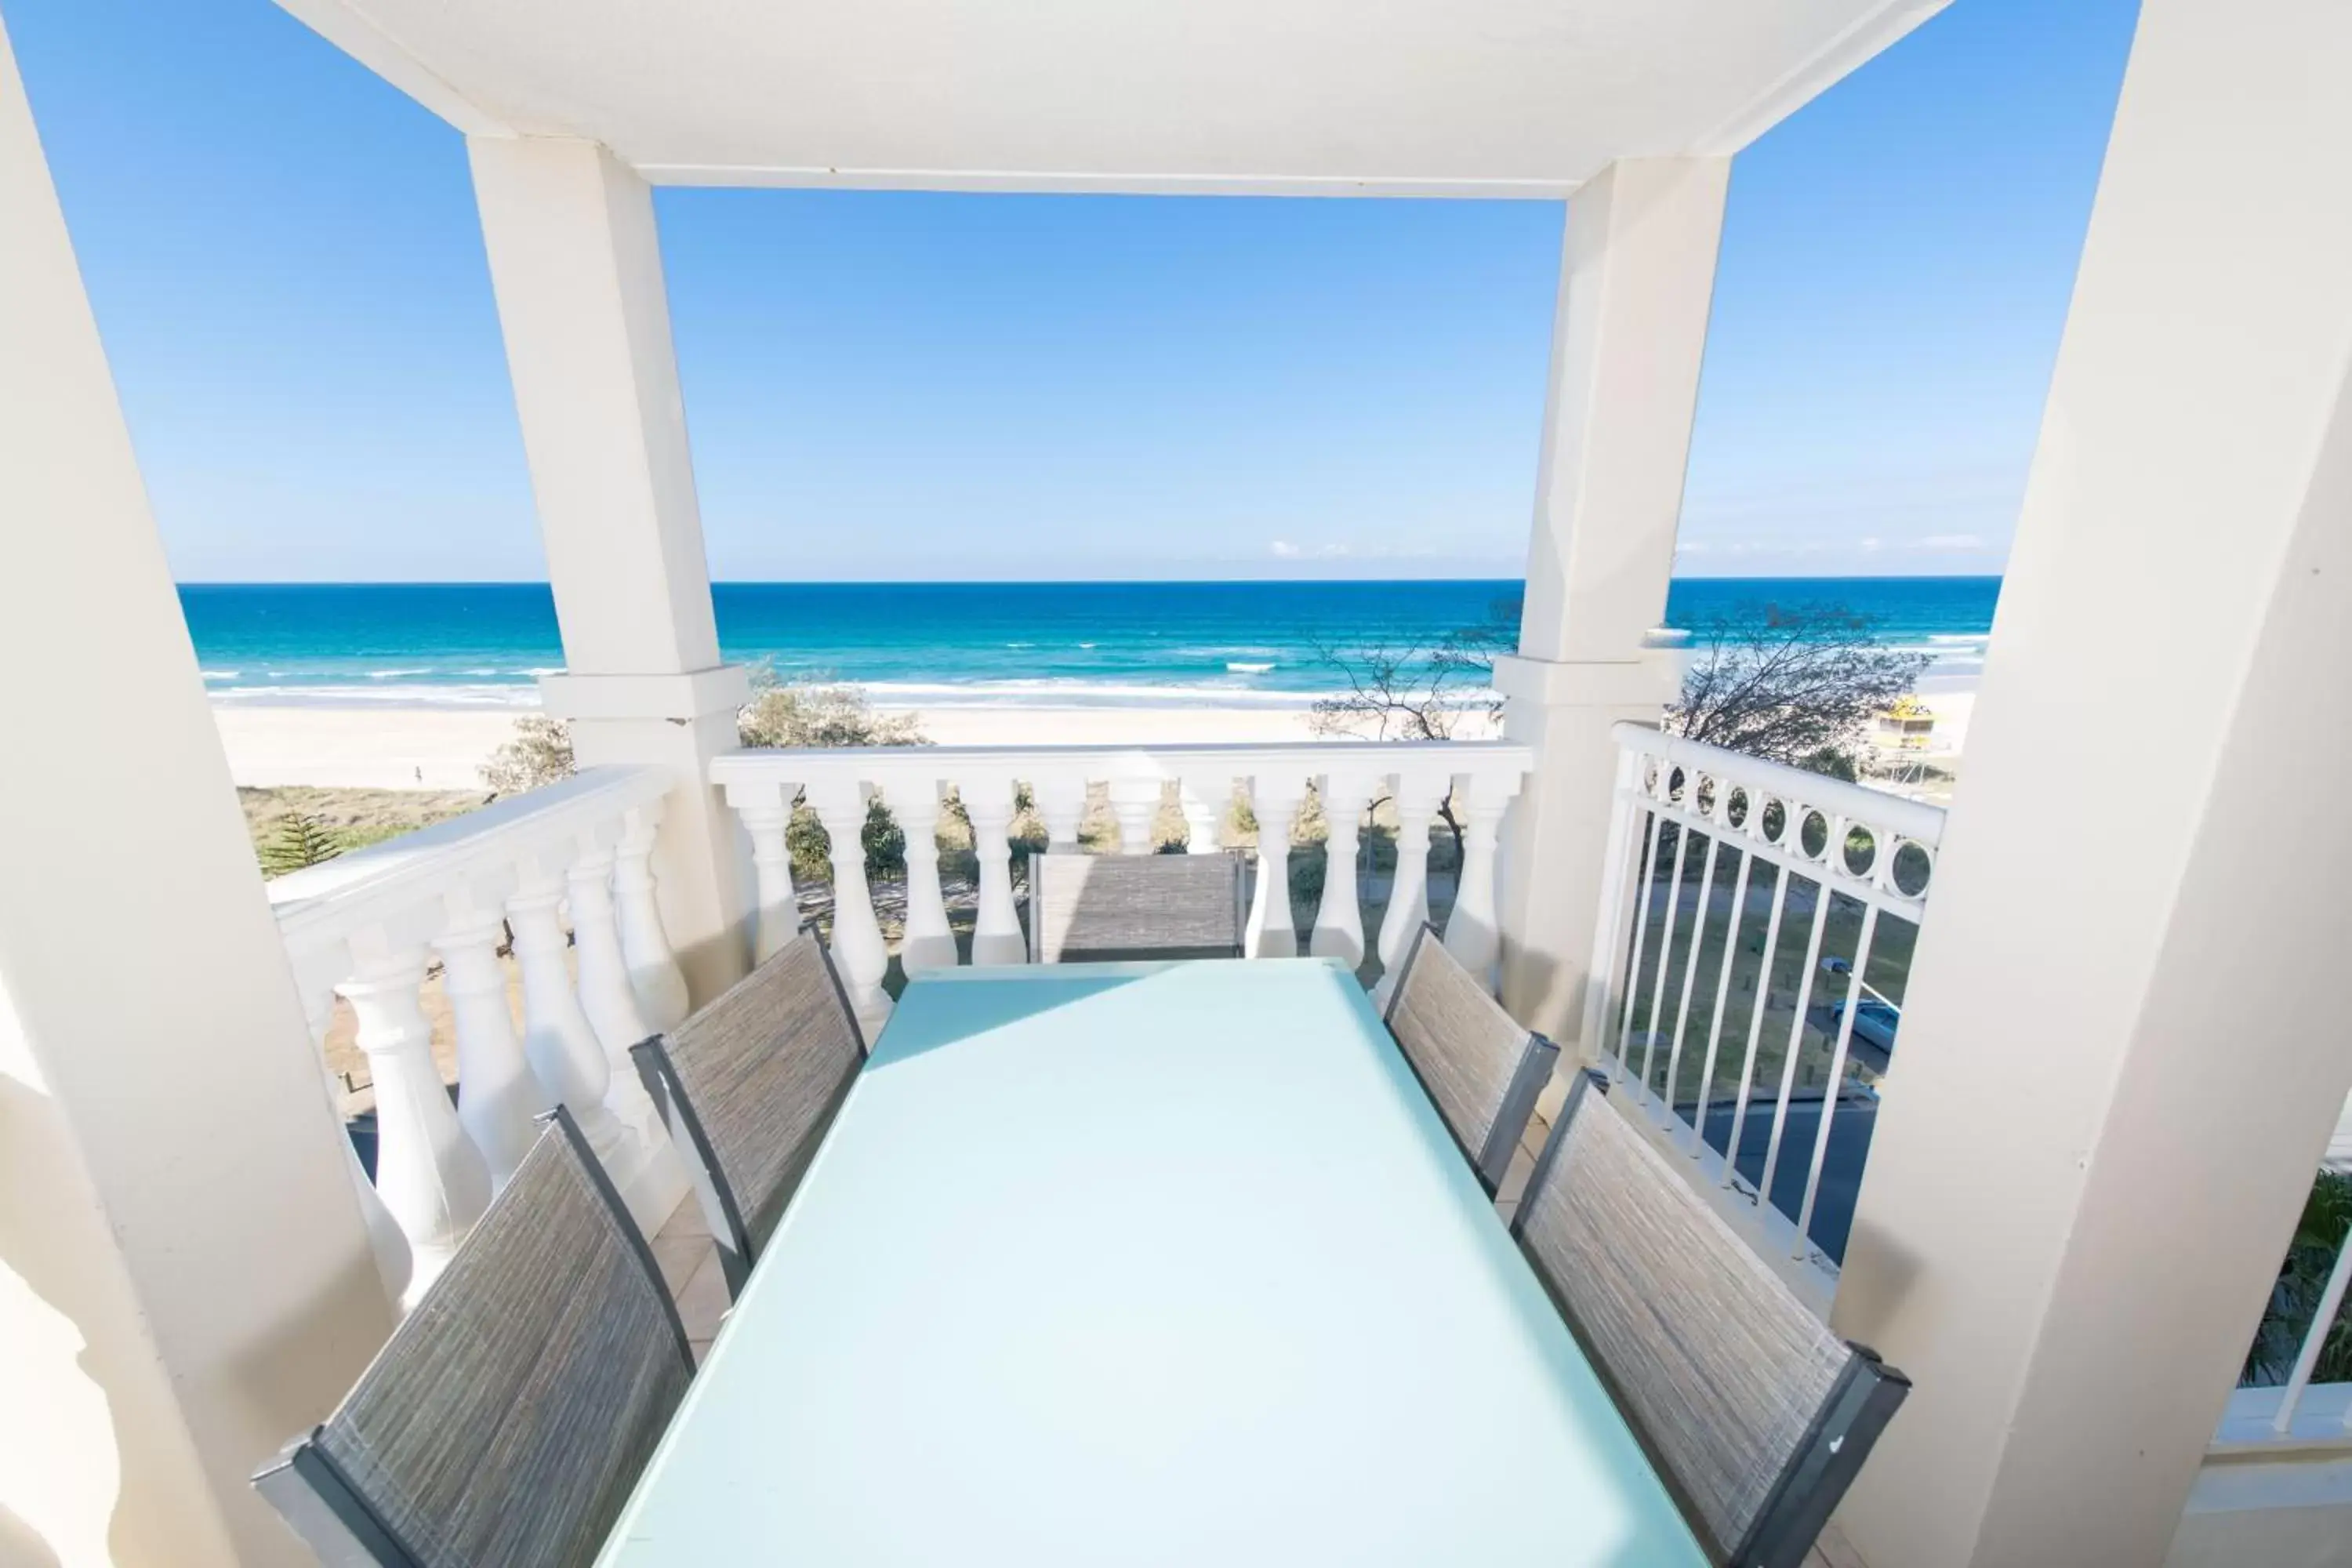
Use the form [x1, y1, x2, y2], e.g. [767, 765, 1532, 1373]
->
[209, 683, 542, 710]
[365, 668, 435, 679]
[200, 669, 239, 679]
[1226, 662, 1275, 673]
[856, 679, 1341, 710]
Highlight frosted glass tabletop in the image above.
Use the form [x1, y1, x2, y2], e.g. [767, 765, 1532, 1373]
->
[597, 957, 1706, 1567]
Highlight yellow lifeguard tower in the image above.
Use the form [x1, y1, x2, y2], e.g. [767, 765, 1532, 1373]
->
[1874, 695, 1936, 752]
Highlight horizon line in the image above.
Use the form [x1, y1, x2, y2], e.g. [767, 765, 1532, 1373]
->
[172, 571, 2007, 588]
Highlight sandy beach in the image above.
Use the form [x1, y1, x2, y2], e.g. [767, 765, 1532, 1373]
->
[212, 691, 1972, 791]
[213, 702, 1367, 789]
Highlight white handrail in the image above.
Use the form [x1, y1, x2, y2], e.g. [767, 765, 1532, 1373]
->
[1583, 724, 1949, 1308]
[270, 764, 690, 1303]
[708, 738, 1534, 1029]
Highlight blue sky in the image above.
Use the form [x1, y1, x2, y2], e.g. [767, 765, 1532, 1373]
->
[7, 0, 2140, 583]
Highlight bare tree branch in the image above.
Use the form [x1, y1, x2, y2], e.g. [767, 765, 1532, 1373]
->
[1666, 603, 1929, 780]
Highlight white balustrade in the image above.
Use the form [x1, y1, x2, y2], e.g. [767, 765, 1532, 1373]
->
[505, 866, 626, 1161]
[431, 902, 552, 1189]
[1372, 766, 1454, 1007]
[712, 742, 1532, 998]
[1178, 782, 1226, 854]
[270, 766, 695, 1294]
[337, 943, 491, 1294]
[613, 803, 691, 1032]
[1440, 768, 1523, 989]
[1309, 770, 1377, 967]
[295, 980, 412, 1306]
[736, 797, 800, 964]
[895, 783, 958, 975]
[804, 777, 894, 1029]
[1581, 723, 1947, 1302]
[1243, 774, 1307, 959]
[963, 778, 1026, 966]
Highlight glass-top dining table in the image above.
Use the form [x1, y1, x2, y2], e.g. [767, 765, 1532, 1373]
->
[596, 956, 1708, 1566]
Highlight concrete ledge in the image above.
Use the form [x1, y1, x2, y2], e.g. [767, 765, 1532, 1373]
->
[537, 664, 753, 722]
[1490, 651, 1679, 708]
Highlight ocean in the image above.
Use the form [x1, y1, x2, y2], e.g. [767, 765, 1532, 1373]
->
[180, 577, 2001, 710]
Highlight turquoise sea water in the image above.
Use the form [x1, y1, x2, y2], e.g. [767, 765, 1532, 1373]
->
[180, 578, 2001, 710]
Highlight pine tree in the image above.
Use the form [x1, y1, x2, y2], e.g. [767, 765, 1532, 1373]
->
[262, 811, 343, 876]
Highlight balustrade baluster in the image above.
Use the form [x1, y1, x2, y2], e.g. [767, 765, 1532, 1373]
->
[806, 778, 892, 1022]
[1373, 771, 1446, 1003]
[299, 974, 412, 1306]
[964, 779, 1025, 966]
[738, 795, 800, 964]
[432, 904, 553, 1189]
[1439, 768, 1520, 993]
[1033, 774, 1088, 848]
[1309, 771, 1374, 967]
[505, 867, 626, 1160]
[1179, 779, 1226, 854]
[1244, 774, 1307, 958]
[568, 840, 665, 1138]
[337, 941, 489, 1295]
[896, 782, 957, 975]
[1105, 775, 1163, 855]
[613, 803, 690, 1031]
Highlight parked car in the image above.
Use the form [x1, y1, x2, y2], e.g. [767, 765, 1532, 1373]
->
[1830, 997, 1901, 1056]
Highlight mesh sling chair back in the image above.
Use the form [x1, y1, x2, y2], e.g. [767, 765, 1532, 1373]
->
[1027, 850, 1247, 963]
[631, 927, 865, 1298]
[1512, 1073, 1911, 1568]
[1381, 922, 1559, 1193]
[252, 1108, 691, 1568]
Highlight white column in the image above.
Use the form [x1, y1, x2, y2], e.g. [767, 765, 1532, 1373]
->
[1309, 771, 1376, 967]
[1835, 8, 2352, 1564]
[430, 904, 552, 1190]
[1374, 768, 1450, 1004]
[964, 779, 1026, 966]
[1243, 774, 1308, 958]
[807, 779, 893, 1024]
[338, 943, 492, 1294]
[470, 135, 753, 1008]
[1494, 157, 1727, 1043]
[504, 866, 626, 1157]
[1442, 769, 1524, 992]
[613, 801, 691, 1031]
[735, 790, 801, 964]
[0, 23, 393, 1563]
[895, 781, 957, 975]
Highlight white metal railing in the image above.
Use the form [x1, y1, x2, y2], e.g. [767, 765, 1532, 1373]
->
[271, 765, 691, 1302]
[707, 740, 1534, 1029]
[2216, 1196, 2352, 1452]
[1584, 723, 1946, 1303]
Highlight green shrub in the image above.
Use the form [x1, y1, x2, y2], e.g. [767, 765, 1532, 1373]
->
[2245, 1171, 2352, 1386]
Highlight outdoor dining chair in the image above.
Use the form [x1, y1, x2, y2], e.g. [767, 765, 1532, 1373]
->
[631, 927, 865, 1298]
[1511, 1071, 1911, 1568]
[1382, 922, 1559, 1194]
[252, 1107, 691, 1568]
[1026, 849, 1247, 962]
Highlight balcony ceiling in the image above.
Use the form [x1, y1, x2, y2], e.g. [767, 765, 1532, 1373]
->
[275, 0, 1947, 196]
